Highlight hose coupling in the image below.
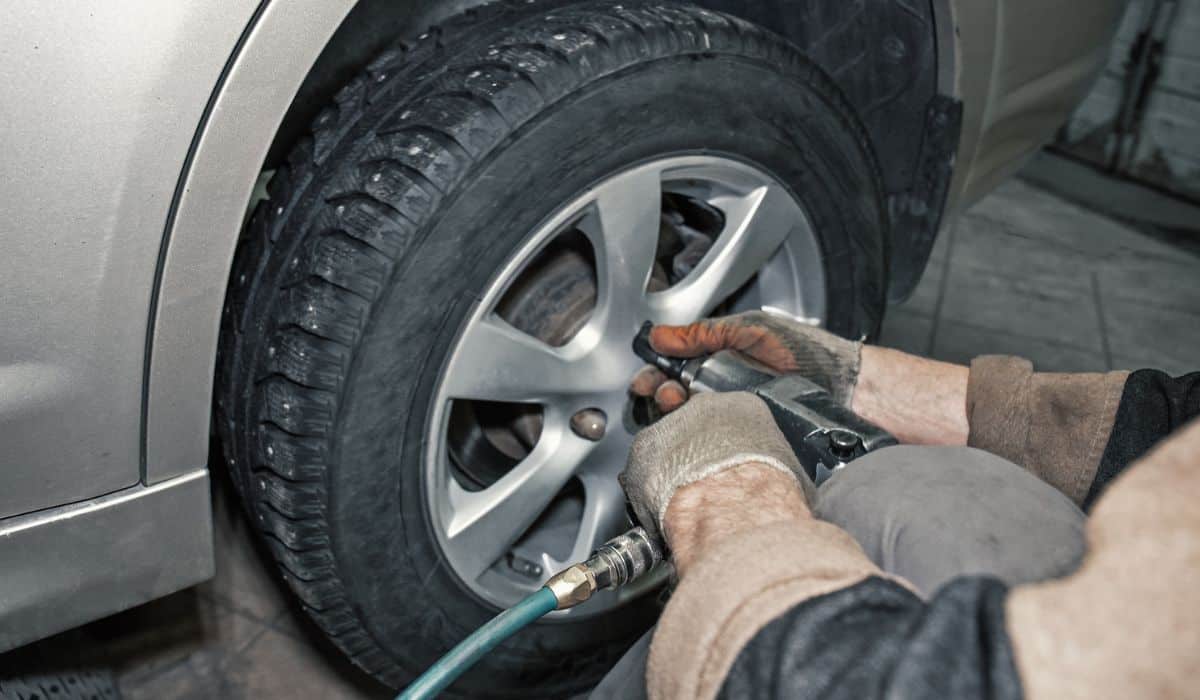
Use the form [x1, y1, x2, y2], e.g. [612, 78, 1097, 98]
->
[544, 527, 663, 610]
[545, 564, 596, 610]
[585, 527, 663, 591]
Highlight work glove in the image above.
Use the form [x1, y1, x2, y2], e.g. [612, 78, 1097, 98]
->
[630, 310, 862, 412]
[619, 391, 817, 541]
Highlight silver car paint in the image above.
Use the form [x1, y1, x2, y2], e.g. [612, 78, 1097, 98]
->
[0, 470, 213, 652]
[0, 1, 258, 518]
[944, 0, 1127, 217]
[0, 0, 1121, 647]
[146, 0, 356, 484]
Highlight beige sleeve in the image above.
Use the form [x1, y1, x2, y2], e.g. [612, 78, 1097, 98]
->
[966, 355, 1128, 505]
[645, 518, 909, 700]
[1006, 418, 1200, 700]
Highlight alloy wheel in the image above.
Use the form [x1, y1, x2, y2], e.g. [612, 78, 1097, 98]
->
[424, 155, 826, 614]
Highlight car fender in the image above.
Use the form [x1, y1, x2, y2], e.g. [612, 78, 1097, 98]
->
[144, 1, 357, 481]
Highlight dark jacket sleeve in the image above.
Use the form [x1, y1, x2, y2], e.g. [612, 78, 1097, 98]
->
[1082, 370, 1200, 508]
[719, 576, 1022, 700]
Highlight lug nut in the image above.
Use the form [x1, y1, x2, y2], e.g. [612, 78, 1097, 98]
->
[570, 408, 607, 441]
[828, 429, 861, 460]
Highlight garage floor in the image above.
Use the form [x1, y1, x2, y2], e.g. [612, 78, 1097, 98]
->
[4, 178, 1198, 699]
[879, 179, 1199, 376]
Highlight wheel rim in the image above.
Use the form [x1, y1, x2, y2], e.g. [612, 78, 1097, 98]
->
[424, 155, 826, 615]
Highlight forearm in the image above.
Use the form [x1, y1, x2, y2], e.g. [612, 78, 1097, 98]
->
[1006, 418, 1200, 699]
[852, 345, 969, 446]
[844, 348, 1132, 506]
[664, 463, 812, 577]
[966, 356, 1128, 506]
[651, 463, 896, 699]
[721, 577, 1020, 700]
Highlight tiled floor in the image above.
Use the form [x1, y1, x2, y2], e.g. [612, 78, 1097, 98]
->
[881, 179, 1200, 376]
[4, 469, 390, 699]
[3, 178, 1198, 698]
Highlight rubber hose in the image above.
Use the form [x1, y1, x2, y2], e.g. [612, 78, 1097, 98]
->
[397, 586, 559, 700]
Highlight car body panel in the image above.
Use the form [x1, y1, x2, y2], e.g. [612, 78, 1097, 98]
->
[145, 0, 355, 483]
[0, 0, 1124, 650]
[0, 1, 259, 518]
[0, 469, 212, 653]
[943, 0, 1127, 217]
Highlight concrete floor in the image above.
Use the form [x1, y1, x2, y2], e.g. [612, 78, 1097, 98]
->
[3, 177, 1198, 698]
[881, 179, 1199, 376]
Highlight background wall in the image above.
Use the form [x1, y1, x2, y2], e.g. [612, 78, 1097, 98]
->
[1057, 0, 1200, 203]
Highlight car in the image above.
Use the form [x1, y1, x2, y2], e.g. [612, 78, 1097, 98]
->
[0, 0, 1125, 696]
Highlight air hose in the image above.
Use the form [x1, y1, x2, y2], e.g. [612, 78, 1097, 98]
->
[397, 587, 557, 700]
[397, 527, 663, 700]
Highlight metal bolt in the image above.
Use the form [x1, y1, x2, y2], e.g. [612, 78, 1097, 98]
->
[882, 35, 907, 61]
[570, 408, 607, 441]
[507, 553, 544, 580]
[828, 429, 861, 460]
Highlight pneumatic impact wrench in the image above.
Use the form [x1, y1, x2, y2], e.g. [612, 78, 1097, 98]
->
[630, 320, 898, 485]
[544, 320, 900, 609]
[397, 319, 898, 699]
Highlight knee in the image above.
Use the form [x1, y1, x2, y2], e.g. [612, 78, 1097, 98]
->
[813, 445, 1086, 590]
[816, 445, 1062, 517]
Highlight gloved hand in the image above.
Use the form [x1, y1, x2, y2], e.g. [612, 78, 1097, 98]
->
[630, 310, 862, 412]
[619, 391, 817, 541]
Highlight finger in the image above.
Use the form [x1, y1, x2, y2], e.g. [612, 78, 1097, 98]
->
[650, 316, 771, 359]
[649, 318, 735, 357]
[630, 365, 669, 397]
[653, 380, 688, 413]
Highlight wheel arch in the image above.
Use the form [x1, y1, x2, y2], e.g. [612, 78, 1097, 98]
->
[144, 0, 356, 479]
[145, 0, 532, 481]
[145, 0, 951, 479]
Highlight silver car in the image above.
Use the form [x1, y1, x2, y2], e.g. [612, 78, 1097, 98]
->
[0, 0, 1124, 695]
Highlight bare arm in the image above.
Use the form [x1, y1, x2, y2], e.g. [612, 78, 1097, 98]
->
[633, 312, 970, 446]
[852, 345, 969, 446]
[664, 463, 811, 577]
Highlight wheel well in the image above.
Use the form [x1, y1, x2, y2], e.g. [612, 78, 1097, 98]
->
[264, 0, 498, 169]
[264, 0, 949, 296]
[267, 0, 943, 185]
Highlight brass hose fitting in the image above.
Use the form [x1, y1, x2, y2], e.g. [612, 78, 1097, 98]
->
[544, 527, 664, 610]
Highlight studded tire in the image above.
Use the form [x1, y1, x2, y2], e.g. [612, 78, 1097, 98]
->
[215, 1, 888, 696]
[0, 670, 118, 700]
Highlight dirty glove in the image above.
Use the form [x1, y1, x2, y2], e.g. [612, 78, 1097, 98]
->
[619, 391, 817, 541]
[630, 310, 862, 411]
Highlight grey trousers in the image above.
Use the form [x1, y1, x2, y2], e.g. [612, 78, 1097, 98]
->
[589, 446, 1087, 699]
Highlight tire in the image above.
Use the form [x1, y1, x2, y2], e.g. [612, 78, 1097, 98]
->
[215, 1, 887, 696]
[0, 670, 118, 700]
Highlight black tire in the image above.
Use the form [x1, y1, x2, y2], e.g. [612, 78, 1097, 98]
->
[0, 670, 118, 700]
[215, 1, 887, 696]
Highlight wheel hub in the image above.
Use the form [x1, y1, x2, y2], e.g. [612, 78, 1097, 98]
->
[426, 155, 826, 614]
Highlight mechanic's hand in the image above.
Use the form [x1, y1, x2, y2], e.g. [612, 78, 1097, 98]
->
[629, 310, 863, 413]
[619, 391, 817, 542]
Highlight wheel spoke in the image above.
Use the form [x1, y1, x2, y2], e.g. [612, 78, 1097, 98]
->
[556, 473, 630, 571]
[441, 316, 591, 403]
[578, 165, 663, 336]
[647, 184, 797, 325]
[443, 411, 594, 582]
